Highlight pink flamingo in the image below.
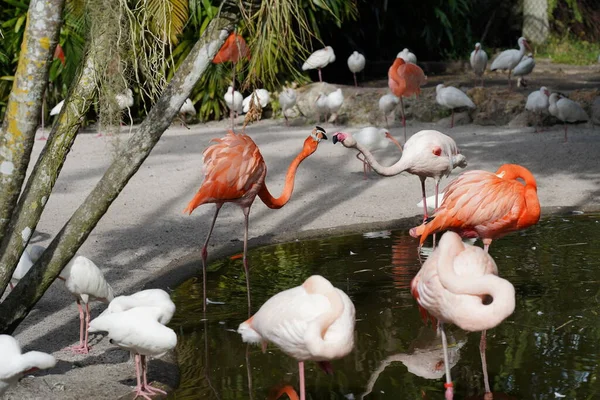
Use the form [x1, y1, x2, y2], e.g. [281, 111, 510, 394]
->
[333, 129, 467, 220]
[411, 231, 515, 399]
[238, 275, 355, 400]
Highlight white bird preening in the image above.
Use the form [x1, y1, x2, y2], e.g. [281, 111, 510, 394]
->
[470, 42, 488, 87]
[490, 37, 531, 89]
[302, 46, 336, 83]
[59, 255, 115, 354]
[525, 86, 550, 132]
[411, 231, 515, 399]
[326, 88, 344, 123]
[548, 93, 589, 142]
[238, 275, 355, 400]
[98, 289, 175, 324]
[397, 48, 417, 64]
[513, 53, 536, 88]
[224, 86, 243, 129]
[352, 127, 396, 179]
[278, 87, 297, 126]
[89, 306, 177, 399]
[0, 335, 56, 397]
[435, 84, 476, 128]
[242, 89, 270, 113]
[347, 51, 366, 87]
[378, 93, 400, 129]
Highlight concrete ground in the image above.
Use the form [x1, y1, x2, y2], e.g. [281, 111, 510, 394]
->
[3, 108, 600, 399]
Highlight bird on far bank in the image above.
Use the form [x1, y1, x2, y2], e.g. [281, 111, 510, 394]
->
[184, 128, 328, 313]
[435, 84, 476, 128]
[59, 255, 115, 354]
[411, 231, 515, 400]
[326, 88, 344, 123]
[242, 89, 270, 113]
[514, 53, 536, 88]
[302, 46, 336, 83]
[178, 98, 196, 129]
[333, 129, 467, 221]
[397, 48, 417, 64]
[213, 32, 250, 107]
[548, 93, 589, 142]
[388, 57, 427, 142]
[525, 86, 550, 132]
[352, 127, 395, 179]
[224, 86, 243, 129]
[470, 42, 488, 87]
[379, 93, 400, 129]
[0, 335, 56, 397]
[238, 275, 355, 400]
[491, 37, 531, 89]
[347, 51, 366, 87]
[315, 92, 329, 123]
[279, 87, 297, 126]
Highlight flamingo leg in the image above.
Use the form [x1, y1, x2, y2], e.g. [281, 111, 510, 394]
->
[483, 239, 491, 253]
[480, 330, 492, 395]
[83, 302, 90, 351]
[134, 354, 144, 393]
[353, 73, 358, 88]
[299, 361, 306, 400]
[141, 355, 167, 395]
[384, 114, 389, 130]
[242, 206, 252, 316]
[420, 177, 428, 221]
[231, 63, 237, 131]
[318, 68, 323, 83]
[400, 97, 407, 142]
[564, 123, 568, 142]
[508, 70, 512, 90]
[432, 180, 440, 249]
[356, 152, 368, 179]
[440, 323, 454, 400]
[450, 110, 455, 129]
[201, 204, 222, 313]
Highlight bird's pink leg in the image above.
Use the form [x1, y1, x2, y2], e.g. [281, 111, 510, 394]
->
[9, 282, 14, 290]
[480, 330, 492, 395]
[420, 178, 428, 221]
[400, 97, 407, 142]
[356, 152, 368, 179]
[141, 355, 167, 395]
[439, 323, 454, 400]
[134, 354, 144, 394]
[384, 114, 389, 130]
[318, 69, 323, 83]
[83, 302, 91, 351]
[353, 73, 358, 88]
[201, 204, 222, 313]
[242, 206, 252, 316]
[450, 110, 455, 129]
[298, 361, 306, 400]
[483, 239, 492, 253]
[432, 180, 441, 249]
[68, 300, 89, 353]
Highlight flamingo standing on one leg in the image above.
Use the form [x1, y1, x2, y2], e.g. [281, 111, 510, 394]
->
[347, 51, 366, 87]
[302, 46, 336, 83]
[184, 127, 328, 313]
[238, 275, 355, 400]
[388, 57, 427, 142]
[411, 232, 516, 400]
[333, 130, 467, 221]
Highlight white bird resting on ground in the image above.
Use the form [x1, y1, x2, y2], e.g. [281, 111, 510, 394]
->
[513, 53, 536, 88]
[347, 51, 366, 87]
[302, 46, 336, 82]
[326, 88, 344, 123]
[0, 334, 56, 397]
[242, 89, 270, 113]
[548, 92, 589, 142]
[397, 48, 417, 64]
[525, 86, 550, 132]
[470, 42, 488, 86]
[435, 84, 476, 128]
[315, 92, 330, 122]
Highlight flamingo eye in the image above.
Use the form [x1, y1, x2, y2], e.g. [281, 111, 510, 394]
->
[432, 147, 442, 156]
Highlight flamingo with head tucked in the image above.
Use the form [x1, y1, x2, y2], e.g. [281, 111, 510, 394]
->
[184, 127, 328, 313]
[388, 58, 427, 141]
[411, 231, 516, 399]
[347, 51, 366, 87]
[302, 46, 336, 83]
[470, 42, 488, 86]
[238, 275, 355, 400]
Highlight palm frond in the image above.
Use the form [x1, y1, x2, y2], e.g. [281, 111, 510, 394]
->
[142, 0, 189, 45]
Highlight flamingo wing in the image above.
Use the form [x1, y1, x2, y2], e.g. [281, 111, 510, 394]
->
[398, 63, 426, 97]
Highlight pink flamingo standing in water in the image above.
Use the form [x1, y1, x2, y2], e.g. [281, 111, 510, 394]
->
[411, 232, 516, 399]
[238, 275, 355, 400]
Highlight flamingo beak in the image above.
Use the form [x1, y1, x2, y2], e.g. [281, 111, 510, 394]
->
[332, 133, 341, 144]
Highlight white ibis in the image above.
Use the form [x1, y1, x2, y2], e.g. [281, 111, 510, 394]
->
[491, 37, 531, 89]
[59, 255, 115, 354]
[548, 93, 589, 142]
[397, 48, 417, 64]
[0, 335, 56, 396]
[378, 94, 400, 129]
[525, 86, 550, 132]
[347, 51, 366, 87]
[224, 86, 243, 129]
[9, 244, 45, 290]
[302, 46, 336, 83]
[513, 53, 535, 88]
[278, 88, 297, 126]
[353, 127, 395, 179]
[242, 89, 270, 113]
[178, 98, 196, 128]
[315, 92, 329, 122]
[326, 88, 344, 123]
[470, 42, 488, 86]
[435, 84, 476, 128]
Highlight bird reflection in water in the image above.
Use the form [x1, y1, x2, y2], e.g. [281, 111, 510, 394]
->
[390, 232, 421, 290]
[359, 327, 467, 399]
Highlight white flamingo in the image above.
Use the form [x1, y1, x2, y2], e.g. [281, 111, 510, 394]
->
[470, 42, 488, 86]
[397, 48, 417, 64]
[347, 51, 366, 87]
[238, 275, 355, 400]
[302, 46, 336, 83]
[0, 335, 56, 396]
[490, 37, 531, 89]
[89, 306, 177, 400]
[378, 94, 400, 129]
[99, 289, 175, 324]
[548, 93, 589, 142]
[278, 87, 297, 126]
[242, 89, 270, 113]
[326, 88, 344, 123]
[435, 84, 476, 128]
[59, 255, 115, 354]
[525, 86, 550, 132]
[513, 54, 536, 88]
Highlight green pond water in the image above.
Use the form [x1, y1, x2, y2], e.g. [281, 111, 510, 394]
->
[168, 214, 600, 399]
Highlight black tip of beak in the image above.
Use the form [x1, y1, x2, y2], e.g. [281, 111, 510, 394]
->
[332, 134, 339, 145]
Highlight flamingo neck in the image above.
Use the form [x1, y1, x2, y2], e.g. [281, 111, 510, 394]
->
[258, 145, 314, 209]
[304, 288, 345, 359]
[352, 140, 410, 177]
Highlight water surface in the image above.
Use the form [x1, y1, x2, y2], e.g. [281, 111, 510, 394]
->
[169, 214, 600, 399]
